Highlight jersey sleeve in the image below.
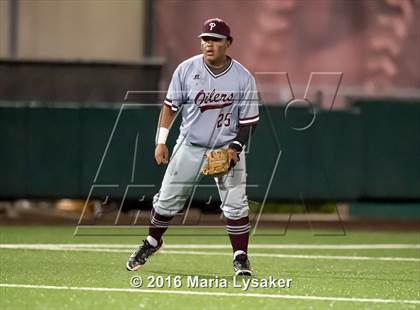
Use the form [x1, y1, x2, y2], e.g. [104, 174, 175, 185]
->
[164, 65, 184, 111]
[238, 76, 259, 126]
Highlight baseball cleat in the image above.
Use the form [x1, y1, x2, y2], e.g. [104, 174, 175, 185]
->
[126, 239, 163, 271]
[233, 254, 253, 276]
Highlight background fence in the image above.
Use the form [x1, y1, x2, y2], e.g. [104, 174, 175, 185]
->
[2, 98, 418, 201]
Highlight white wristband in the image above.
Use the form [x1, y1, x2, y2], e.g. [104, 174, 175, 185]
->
[156, 127, 169, 145]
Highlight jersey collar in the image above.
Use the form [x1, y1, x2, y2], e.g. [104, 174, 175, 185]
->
[203, 56, 233, 78]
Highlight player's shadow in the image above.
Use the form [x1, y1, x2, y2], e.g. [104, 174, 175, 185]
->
[147, 270, 232, 279]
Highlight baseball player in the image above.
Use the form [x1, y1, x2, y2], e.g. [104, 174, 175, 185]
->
[127, 18, 259, 276]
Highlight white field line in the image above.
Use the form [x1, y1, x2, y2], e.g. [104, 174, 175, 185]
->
[1, 243, 419, 249]
[160, 250, 420, 262]
[0, 283, 419, 305]
[1, 244, 419, 262]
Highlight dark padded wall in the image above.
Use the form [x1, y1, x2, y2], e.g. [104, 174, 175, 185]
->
[1, 99, 419, 201]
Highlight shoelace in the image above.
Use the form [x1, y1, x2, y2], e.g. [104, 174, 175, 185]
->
[134, 241, 153, 260]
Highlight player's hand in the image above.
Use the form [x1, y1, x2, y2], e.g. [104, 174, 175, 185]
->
[155, 144, 169, 165]
[227, 148, 239, 168]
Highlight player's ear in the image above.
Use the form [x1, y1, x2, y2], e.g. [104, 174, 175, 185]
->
[226, 38, 232, 48]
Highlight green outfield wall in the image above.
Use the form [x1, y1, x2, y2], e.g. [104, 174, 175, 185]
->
[1, 99, 419, 201]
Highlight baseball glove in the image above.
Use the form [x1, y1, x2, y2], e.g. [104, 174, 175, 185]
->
[202, 148, 237, 177]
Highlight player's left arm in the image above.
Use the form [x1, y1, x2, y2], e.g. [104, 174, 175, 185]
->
[228, 75, 260, 165]
[227, 124, 257, 166]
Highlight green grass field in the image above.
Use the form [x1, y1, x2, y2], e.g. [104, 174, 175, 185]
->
[1, 226, 419, 309]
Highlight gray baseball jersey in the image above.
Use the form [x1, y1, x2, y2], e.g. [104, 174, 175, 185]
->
[164, 55, 259, 148]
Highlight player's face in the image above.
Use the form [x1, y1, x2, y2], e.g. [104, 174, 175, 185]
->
[201, 36, 231, 66]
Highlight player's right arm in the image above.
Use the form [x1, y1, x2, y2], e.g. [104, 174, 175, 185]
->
[155, 63, 184, 164]
[155, 104, 177, 165]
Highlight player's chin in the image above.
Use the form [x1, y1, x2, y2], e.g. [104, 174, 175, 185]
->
[203, 54, 215, 62]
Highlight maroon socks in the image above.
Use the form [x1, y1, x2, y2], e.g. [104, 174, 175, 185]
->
[226, 216, 250, 257]
[147, 208, 173, 246]
[147, 209, 250, 257]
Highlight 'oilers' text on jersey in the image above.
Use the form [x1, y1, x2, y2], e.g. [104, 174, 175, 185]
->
[164, 55, 259, 147]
